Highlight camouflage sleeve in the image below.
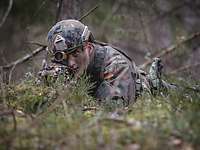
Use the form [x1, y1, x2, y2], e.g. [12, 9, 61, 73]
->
[95, 48, 136, 108]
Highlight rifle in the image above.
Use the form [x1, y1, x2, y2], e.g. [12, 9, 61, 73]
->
[37, 59, 73, 85]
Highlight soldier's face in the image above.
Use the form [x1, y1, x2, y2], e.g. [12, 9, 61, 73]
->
[66, 43, 93, 78]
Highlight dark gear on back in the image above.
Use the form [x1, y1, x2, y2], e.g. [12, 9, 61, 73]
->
[87, 44, 137, 108]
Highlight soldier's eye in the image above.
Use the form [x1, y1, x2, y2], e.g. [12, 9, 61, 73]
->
[72, 49, 81, 57]
[72, 51, 78, 57]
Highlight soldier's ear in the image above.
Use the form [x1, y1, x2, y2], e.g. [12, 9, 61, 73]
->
[85, 42, 94, 55]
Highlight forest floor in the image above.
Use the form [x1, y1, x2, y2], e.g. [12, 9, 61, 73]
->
[0, 73, 200, 150]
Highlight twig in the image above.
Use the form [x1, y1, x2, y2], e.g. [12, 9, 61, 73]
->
[62, 100, 68, 117]
[0, 67, 6, 105]
[11, 110, 17, 131]
[184, 86, 200, 93]
[8, 64, 16, 84]
[0, 49, 8, 65]
[100, 117, 140, 127]
[26, 41, 47, 47]
[140, 32, 200, 69]
[32, 0, 48, 19]
[78, 3, 100, 21]
[82, 107, 97, 111]
[0, 0, 13, 28]
[1, 46, 47, 70]
[169, 63, 200, 75]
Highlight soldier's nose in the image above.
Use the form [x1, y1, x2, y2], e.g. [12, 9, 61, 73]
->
[68, 60, 77, 70]
[69, 64, 78, 70]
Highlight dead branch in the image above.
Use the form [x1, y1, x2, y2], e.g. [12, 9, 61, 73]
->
[26, 41, 47, 47]
[0, 68, 6, 105]
[0, 49, 8, 64]
[8, 64, 16, 84]
[78, 3, 100, 21]
[140, 32, 200, 69]
[82, 107, 98, 111]
[1, 46, 47, 71]
[12, 110, 17, 131]
[0, 0, 13, 28]
[169, 63, 200, 75]
[100, 117, 141, 127]
[32, 0, 48, 19]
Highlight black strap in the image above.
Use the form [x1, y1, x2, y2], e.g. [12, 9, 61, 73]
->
[94, 40, 133, 62]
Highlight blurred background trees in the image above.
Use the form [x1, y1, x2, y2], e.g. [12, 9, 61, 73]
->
[0, 0, 200, 82]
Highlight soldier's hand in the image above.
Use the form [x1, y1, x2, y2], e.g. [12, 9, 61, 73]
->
[37, 60, 71, 85]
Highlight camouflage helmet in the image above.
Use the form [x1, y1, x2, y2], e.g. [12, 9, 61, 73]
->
[47, 19, 94, 54]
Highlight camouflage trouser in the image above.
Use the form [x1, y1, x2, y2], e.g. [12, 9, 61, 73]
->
[135, 58, 177, 97]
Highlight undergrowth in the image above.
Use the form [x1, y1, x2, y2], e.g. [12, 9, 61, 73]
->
[0, 73, 200, 150]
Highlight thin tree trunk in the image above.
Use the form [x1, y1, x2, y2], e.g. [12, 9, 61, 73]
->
[57, 0, 82, 21]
